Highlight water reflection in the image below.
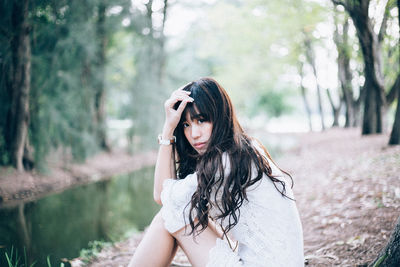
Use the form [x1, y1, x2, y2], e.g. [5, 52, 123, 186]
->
[0, 166, 159, 266]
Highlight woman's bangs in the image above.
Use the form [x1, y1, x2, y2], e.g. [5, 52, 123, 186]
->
[181, 103, 209, 123]
[180, 90, 212, 122]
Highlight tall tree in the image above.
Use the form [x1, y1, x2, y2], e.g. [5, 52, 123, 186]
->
[333, 10, 363, 127]
[94, 0, 110, 151]
[331, 0, 397, 135]
[6, 0, 32, 171]
[127, 0, 169, 148]
[298, 61, 313, 131]
[303, 32, 326, 130]
[326, 88, 342, 127]
[388, 0, 400, 145]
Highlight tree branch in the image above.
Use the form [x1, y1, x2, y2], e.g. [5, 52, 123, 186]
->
[378, 0, 394, 43]
[387, 74, 400, 104]
[326, 88, 340, 110]
[162, 0, 168, 32]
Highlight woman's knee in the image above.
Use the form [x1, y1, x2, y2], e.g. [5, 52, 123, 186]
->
[149, 210, 165, 230]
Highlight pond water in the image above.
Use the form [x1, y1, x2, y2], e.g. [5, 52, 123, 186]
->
[0, 166, 159, 267]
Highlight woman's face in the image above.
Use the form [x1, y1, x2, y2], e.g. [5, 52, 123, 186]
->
[183, 112, 213, 155]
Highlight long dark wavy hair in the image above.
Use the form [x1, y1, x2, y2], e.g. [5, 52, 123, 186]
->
[173, 77, 293, 235]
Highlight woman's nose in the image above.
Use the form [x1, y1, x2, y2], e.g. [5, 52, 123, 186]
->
[191, 124, 201, 138]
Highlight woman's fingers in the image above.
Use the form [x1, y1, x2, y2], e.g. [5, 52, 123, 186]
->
[162, 83, 194, 129]
[165, 93, 193, 109]
[176, 98, 191, 114]
[171, 91, 191, 102]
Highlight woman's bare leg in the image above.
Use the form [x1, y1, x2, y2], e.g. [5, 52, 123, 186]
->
[171, 225, 220, 267]
[128, 212, 178, 267]
[170, 217, 228, 267]
[129, 211, 226, 267]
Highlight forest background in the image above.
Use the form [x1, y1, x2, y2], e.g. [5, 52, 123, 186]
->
[0, 0, 400, 266]
[1, 0, 400, 171]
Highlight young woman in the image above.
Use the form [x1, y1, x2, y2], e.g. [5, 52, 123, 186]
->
[128, 78, 304, 267]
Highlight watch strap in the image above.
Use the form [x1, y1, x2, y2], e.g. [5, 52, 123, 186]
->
[158, 135, 176, 145]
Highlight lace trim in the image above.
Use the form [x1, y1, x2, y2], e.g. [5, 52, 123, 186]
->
[206, 238, 243, 267]
[160, 174, 198, 233]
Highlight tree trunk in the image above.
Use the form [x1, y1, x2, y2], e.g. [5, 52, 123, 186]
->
[95, 0, 110, 151]
[362, 78, 384, 134]
[326, 88, 341, 127]
[8, 0, 31, 172]
[353, 85, 365, 127]
[156, 0, 168, 86]
[369, 216, 400, 266]
[388, 0, 400, 145]
[299, 62, 313, 131]
[389, 85, 400, 145]
[304, 35, 326, 131]
[333, 11, 356, 127]
[345, 0, 386, 134]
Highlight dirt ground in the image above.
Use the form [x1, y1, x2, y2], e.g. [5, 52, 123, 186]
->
[69, 128, 400, 267]
[279, 128, 400, 266]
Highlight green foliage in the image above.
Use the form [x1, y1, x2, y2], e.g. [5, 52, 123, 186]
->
[0, 0, 133, 169]
[3, 247, 36, 267]
[29, 0, 102, 166]
[46, 256, 64, 267]
[79, 240, 111, 264]
[373, 253, 387, 267]
[250, 89, 294, 118]
[1, 0, 398, 169]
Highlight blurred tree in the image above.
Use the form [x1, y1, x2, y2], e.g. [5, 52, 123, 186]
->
[303, 31, 326, 130]
[298, 61, 313, 131]
[29, 0, 99, 167]
[0, 0, 131, 170]
[333, 9, 363, 127]
[389, 0, 400, 145]
[94, 0, 110, 151]
[326, 88, 342, 127]
[126, 0, 169, 149]
[3, 0, 32, 172]
[332, 0, 398, 135]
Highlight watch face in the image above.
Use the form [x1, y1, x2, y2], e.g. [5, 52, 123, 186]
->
[158, 135, 174, 145]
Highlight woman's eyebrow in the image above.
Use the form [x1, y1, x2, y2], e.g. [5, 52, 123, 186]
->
[191, 113, 206, 120]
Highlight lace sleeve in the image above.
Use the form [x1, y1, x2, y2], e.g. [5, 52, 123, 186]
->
[252, 140, 284, 178]
[160, 173, 198, 233]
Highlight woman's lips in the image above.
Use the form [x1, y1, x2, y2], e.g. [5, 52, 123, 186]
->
[193, 142, 206, 150]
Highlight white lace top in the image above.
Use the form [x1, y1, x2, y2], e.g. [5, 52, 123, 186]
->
[160, 147, 304, 267]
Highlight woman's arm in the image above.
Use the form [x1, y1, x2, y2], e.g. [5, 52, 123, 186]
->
[153, 126, 177, 204]
[153, 87, 193, 205]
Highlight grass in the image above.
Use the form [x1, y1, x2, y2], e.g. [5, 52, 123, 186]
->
[4, 246, 65, 267]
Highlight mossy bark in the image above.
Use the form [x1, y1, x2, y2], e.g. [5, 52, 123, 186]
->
[369, 216, 400, 267]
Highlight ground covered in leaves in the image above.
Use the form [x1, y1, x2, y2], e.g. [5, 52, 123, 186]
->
[279, 129, 400, 266]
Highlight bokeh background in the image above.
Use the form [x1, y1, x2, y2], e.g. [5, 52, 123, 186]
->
[0, 0, 399, 266]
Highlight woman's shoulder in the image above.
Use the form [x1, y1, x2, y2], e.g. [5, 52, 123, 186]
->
[250, 138, 285, 178]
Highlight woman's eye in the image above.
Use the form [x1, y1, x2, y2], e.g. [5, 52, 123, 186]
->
[198, 119, 205, 124]
[183, 122, 189, 128]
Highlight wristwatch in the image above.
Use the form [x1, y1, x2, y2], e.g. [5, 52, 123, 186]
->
[158, 135, 176, 145]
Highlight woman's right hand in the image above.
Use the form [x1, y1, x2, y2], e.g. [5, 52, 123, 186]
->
[162, 85, 194, 136]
